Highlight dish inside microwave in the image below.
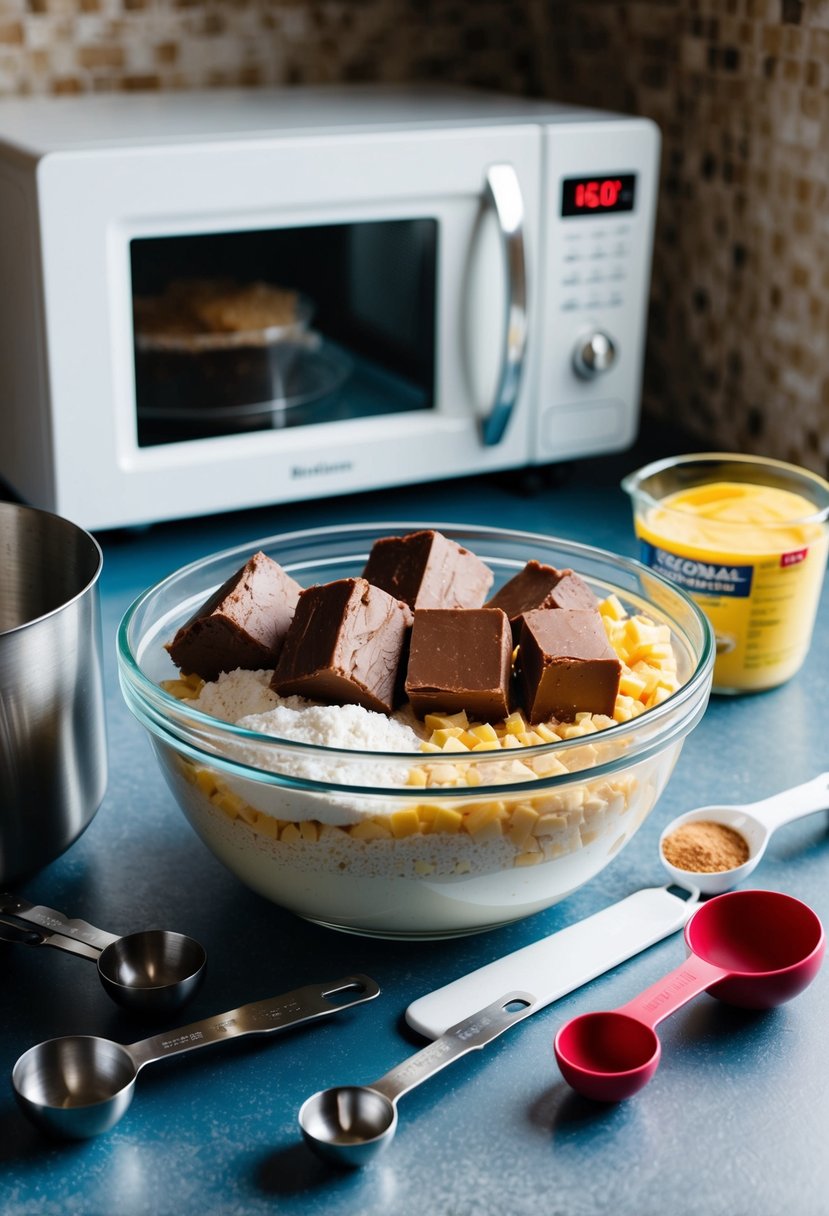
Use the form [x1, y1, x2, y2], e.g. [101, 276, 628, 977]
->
[130, 218, 437, 446]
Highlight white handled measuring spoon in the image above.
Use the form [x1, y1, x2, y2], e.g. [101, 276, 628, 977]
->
[659, 771, 829, 896]
[406, 884, 698, 1040]
[299, 991, 538, 1168]
[13, 973, 380, 1139]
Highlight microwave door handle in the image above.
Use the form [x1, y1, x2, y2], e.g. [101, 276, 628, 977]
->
[480, 164, 528, 446]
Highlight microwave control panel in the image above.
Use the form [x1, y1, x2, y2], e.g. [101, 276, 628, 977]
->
[558, 220, 633, 315]
[534, 119, 660, 464]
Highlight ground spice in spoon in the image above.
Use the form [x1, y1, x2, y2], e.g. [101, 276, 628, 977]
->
[662, 820, 750, 874]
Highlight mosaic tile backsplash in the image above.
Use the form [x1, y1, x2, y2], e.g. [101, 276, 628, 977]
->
[0, 0, 827, 476]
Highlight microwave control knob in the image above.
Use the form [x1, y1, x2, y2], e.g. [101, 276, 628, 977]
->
[573, 330, 616, 379]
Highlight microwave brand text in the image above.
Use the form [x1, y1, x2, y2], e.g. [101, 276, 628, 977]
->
[291, 460, 354, 479]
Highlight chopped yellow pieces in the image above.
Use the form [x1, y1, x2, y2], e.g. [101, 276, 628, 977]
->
[410, 591, 679, 793]
[182, 589, 675, 858]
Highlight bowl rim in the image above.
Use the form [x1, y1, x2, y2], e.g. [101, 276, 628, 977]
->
[117, 521, 716, 794]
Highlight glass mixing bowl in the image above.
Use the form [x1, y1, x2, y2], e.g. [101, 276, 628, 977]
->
[117, 523, 715, 939]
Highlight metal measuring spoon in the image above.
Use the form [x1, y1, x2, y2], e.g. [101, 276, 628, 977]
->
[0, 892, 206, 1014]
[659, 772, 829, 896]
[13, 973, 380, 1139]
[299, 991, 538, 1169]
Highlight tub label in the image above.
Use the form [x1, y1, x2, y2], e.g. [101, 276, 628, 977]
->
[639, 542, 754, 597]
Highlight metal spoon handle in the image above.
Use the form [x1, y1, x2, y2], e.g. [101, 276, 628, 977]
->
[0, 893, 118, 950]
[746, 772, 829, 834]
[126, 974, 380, 1071]
[0, 914, 101, 962]
[369, 991, 538, 1107]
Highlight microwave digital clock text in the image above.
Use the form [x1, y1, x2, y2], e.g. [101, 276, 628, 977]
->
[561, 173, 637, 217]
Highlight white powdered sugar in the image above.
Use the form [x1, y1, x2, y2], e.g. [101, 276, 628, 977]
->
[192, 668, 280, 723]
[189, 667, 425, 813]
[239, 699, 423, 754]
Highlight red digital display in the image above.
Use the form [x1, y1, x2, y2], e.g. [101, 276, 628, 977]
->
[561, 174, 636, 217]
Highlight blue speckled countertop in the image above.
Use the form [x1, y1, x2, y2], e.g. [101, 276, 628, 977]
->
[2, 447, 827, 1216]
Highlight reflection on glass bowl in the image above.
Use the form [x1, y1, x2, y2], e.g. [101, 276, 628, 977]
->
[117, 524, 715, 940]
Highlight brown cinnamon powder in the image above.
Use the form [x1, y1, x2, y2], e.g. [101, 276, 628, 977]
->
[662, 819, 750, 873]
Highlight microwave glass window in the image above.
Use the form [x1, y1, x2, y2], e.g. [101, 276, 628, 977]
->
[560, 174, 636, 217]
[130, 220, 437, 446]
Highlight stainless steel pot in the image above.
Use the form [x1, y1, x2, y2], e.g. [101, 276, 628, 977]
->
[0, 502, 107, 883]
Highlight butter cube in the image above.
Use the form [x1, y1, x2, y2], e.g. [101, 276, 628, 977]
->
[504, 712, 528, 736]
[514, 850, 544, 867]
[390, 808, 421, 838]
[439, 735, 470, 753]
[255, 814, 279, 839]
[599, 593, 627, 621]
[350, 819, 392, 841]
[432, 806, 464, 834]
[425, 711, 469, 732]
[431, 727, 465, 746]
[534, 723, 560, 743]
[507, 803, 539, 847]
[465, 802, 504, 837]
[195, 768, 218, 798]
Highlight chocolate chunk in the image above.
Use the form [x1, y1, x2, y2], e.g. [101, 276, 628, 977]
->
[166, 551, 302, 682]
[488, 561, 597, 639]
[405, 608, 512, 720]
[362, 530, 493, 610]
[544, 569, 597, 611]
[271, 578, 413, 715]
[517, 608, 621, 723]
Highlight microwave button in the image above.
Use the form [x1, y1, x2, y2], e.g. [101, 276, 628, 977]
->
[572, 330, 617, 378]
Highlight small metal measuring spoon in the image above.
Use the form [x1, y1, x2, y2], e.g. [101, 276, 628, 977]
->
[299, 991, 538, 1168]
[554, 889, 825, 1102]
[0, 892, 206, 1014]
[659, 772, 829, 896]
[13, 973, 380, 1139]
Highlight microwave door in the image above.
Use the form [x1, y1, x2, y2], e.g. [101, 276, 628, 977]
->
[37, 119, 542, 526]
[131, 217, 439, 446]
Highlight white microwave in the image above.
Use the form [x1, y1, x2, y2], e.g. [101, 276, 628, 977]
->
[0, 85, 659, 530]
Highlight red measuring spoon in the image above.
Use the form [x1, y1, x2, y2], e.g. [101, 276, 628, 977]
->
[554, 889, 825, 1102]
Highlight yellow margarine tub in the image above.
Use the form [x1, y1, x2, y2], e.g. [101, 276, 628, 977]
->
[623, 453, 829, 693]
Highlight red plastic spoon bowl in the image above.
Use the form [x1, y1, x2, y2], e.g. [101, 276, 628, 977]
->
[554, 889, 825, 1102]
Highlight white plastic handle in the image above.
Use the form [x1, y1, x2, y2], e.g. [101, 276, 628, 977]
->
[745, 772, 829, 835]
[406, 885, 698, 1039]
